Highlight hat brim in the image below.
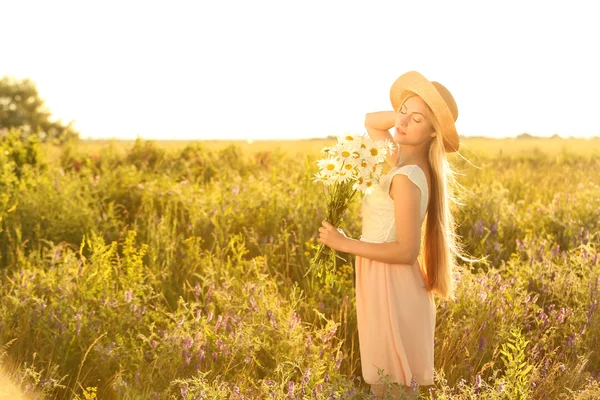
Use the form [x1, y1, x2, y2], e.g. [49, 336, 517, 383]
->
[390, 71, 459, 153]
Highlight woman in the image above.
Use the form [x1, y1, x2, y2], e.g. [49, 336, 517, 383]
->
[318, 71, 472, 398]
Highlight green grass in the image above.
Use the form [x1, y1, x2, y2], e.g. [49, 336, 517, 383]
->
[0, 133, 599, 399]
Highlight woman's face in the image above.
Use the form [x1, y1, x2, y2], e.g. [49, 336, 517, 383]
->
[393, 96, 436, 145]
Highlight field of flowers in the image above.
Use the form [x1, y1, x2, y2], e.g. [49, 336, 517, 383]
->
[0, 129, 599, 399]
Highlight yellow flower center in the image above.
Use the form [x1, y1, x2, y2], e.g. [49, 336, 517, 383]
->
[345, 135, 354, 141]
[327, 164, 335, 171]
[344, 164, 353, 170]
[358, 177, 364, 184]
[360, 144, 366, 149]
[361, 161, 368, 168]
[366, 181, 372, 187]
[370, 148, 379, 156]
[341, 150, 351, 158]
[352, 151, 361, 158]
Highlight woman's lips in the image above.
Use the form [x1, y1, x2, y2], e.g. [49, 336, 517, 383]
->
[396, 128, 406, 135]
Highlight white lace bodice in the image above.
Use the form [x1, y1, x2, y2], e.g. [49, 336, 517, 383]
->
[359, 164, 429, 243]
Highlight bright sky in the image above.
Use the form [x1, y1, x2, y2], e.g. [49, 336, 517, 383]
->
[2, 0, 599, 140]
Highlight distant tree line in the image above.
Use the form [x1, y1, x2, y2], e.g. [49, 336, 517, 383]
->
[0, 76, 79, 143]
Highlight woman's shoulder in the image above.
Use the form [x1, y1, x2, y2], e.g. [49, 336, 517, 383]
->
[389, 163, 431, 196]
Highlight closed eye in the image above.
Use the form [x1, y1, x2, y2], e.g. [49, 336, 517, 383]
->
[400, 105, 423, 123]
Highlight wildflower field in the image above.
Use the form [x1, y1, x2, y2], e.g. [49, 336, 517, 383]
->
[1, 131, 599, 399]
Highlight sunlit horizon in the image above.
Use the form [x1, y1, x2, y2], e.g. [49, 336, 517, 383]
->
[2, 1, 600, 141]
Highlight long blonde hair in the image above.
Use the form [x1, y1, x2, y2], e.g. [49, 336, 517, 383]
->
[396, 91, 486, 302]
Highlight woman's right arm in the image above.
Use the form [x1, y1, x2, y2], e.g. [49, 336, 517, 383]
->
[364, 111, 398, 168]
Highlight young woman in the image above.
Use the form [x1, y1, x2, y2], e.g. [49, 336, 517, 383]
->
[318, 71, 473, 398]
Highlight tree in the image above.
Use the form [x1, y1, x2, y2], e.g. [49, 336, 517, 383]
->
[0, 76, 79, 143]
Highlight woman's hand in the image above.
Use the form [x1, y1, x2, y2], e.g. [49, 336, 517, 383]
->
[318, 220, 351, 252]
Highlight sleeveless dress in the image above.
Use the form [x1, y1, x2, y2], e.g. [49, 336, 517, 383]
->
[355, 164, 436, 386]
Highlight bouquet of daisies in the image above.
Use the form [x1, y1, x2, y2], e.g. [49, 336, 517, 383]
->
[306, 133, 395, 283]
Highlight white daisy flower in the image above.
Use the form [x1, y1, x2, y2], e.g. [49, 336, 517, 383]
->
[316, 158, 340, 176]
[333, 169, 353, 184]
[313, 171, 335, 185]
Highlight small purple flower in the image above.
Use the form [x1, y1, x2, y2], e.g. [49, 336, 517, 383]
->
[478, 336, 486, 351]
[124, 289, 133, 303]
[266, 309, 278, 330]
[206, 283, 214, 303]
[194, 283, 201, 300]
[410, 376, 419, 391]
[324, 325, 338, 342]
[306, 335, 312, 356]
[249, 296, 258, 312]
[215, 315, 223, 331]
[474, 374, 482, 394]
[334, 354, 342, 370]
[302, 369, 311, 387]
[289, 312, 301, 330]
[180, 384, 189, 398]
[287, 381, 294, 398]
[474, 219, 484, 236]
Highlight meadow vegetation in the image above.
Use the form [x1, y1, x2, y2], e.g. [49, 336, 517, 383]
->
[0, 129, 599, 399]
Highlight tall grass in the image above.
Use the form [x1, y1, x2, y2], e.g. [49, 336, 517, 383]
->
[0, 131, 599, 399]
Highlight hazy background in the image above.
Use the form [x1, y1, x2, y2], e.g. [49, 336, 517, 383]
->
[2, 0, 599, 141]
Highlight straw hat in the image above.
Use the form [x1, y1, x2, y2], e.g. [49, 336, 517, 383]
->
[389, 71, 460, 153]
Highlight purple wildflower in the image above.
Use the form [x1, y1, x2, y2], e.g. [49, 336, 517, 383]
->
[124, 289, 133, 303]
[306, 335, 312, 356]
[410, 376, 419, 391]
[474, 374, 482, 394]
[194, 283, 201, 300]
[474, 219, 484, 236]
[266, 309, 278, 330]
[215, 315, 223, 331]
[334, 353, 343, 370]
[478, 336, 486, 351]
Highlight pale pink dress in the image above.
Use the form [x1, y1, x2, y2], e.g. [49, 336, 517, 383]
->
[355, 164, 436, 386]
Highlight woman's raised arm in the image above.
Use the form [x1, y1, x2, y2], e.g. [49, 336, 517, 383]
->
[364, 111, 399, 168]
